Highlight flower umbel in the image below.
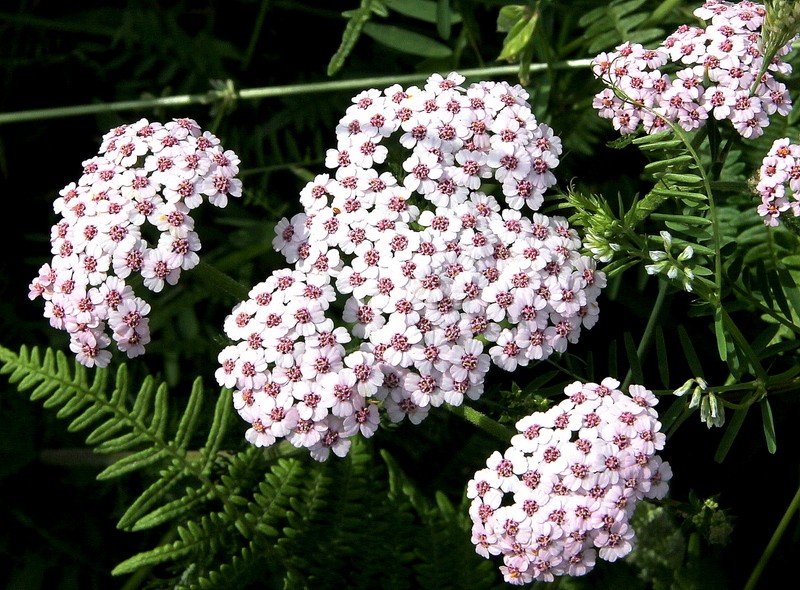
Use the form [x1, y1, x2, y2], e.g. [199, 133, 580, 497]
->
[217, 73, 607, 460]
[28, 118, 243, 367]
[467, 378, 672, 584]
[592, 1, 795, 139]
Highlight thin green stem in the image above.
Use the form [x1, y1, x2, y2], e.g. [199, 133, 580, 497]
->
[446, 404, 515, 442]
[720, 307, 769, 383]
[0, 60, 593, 125]
[744, 482, 800, 590]
[242, 0, 270, 72]
[622, 279, 669, 391]
[195, 259, 251, 302]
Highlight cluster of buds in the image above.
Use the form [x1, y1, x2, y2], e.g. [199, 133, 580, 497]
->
[755, 137, 800, 226]
[216, 72, 606, 461]
[28, 118, 242, 367]
[467, 378, 672, 584]
[644, 230, 699, 292]
[591, 0, 795, 138]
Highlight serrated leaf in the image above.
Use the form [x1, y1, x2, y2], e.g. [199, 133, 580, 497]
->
[97, 447, 170, 480]
[174, 379, 204, 450]
[118, 464, 187, 530]
[112, 538, 193, 575]
[714, 306, 728, 362]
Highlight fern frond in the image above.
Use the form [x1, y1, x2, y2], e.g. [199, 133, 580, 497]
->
[0, 344, 243, 536]
[382, 448, 503, 590]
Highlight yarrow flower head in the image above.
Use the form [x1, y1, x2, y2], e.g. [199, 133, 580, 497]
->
[754, 137, 800, 226]
[28, 118, 242, 368]
[217, 72, 607, 461]
[592, 0, 795, 138]
[467, 378, 672, 584]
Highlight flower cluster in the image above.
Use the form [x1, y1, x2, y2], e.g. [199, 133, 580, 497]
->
[591, 0, 795, 138]
[28, 118, 242, 368]
[216, 72, 606, 461]
[467, 378, 672, 584]
[755, 137, 800, 225]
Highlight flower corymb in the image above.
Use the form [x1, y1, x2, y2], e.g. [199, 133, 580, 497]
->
[591, 0, 795, 138]
[467, 378, 672, 584]
[217, 72, 607, 461]
[28, 118, 242, 368]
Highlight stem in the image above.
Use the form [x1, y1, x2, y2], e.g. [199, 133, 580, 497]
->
[622, 279, 669, 390]
[744, 482, 800, 590]
[242, 0, 270, 72]
[194, 259, 251, 302]
[720, 307, 769, 383]
[446, 404, 515, 442]
[0, 60, 593, 125]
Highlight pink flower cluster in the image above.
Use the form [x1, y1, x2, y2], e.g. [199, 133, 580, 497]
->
[467, 378, 672, 584]
[756, 137, 800, 225]
[592, 0, 794, 138]
[28, 118, 242, 368]
[216, 72, 606, 461]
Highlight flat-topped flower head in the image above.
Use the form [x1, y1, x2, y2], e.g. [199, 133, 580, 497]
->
[218, 72, 606, 460]
[467, 378, 671, 583]
[29, 118, 242, 368]
[591, 1, 795, 139]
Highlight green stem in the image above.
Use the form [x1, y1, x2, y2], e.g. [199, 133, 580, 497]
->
[720, 307, 769, 383]
[622, 279, 669, 390]
[446, 404, 515, 442]
[195, 260, 251, 302]
[744, 482, 800, 590]
[242, 0, 270, 72]
[0, 60, 593, 125]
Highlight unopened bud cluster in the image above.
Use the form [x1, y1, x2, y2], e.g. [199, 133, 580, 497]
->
[467, 378, 672, 584]
[216, 72, 606, 461]
[592, 0, 794, 138]
[28, 118, 242, 367]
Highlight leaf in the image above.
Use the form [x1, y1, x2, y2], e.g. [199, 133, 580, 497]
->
[385, 0, 462, 26]
[496, 5, 537, 62]
[327, 0, 388, 77]
[362, 22, 453, 57]
[655, 325, 670, 388]
[760, 398, 777, 453]
[714, 405, 749, 463]
[714, 306, 728, 362]
[623, 331, 644, 384]
[436, 0, 452, 39]
[677, 324, 704, 378]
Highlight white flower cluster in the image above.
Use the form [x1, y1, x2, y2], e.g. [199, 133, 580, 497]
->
[467, 378, 672, 585]
[755, 137, 800, 225]
[28, 118, 242, 368]
[216, 72, 606, 461]
[592, 0, 794, 138]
